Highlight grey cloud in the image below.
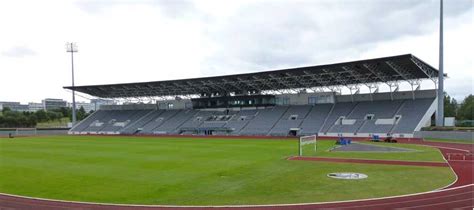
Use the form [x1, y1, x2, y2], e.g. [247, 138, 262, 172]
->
[1, 46, 37, 58]
[200, 0, 472, 76]
[75, 0, 197, 17]
[153, 0, 197, 18]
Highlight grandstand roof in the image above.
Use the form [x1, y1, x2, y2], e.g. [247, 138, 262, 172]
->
[64, 54, 439, 98]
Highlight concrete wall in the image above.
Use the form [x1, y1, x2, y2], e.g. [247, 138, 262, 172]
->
[158, 99, 192, 110]
[101, 104, 157, 110]
[319, 132, 415, 138]
[100, 89, 437, 110]
[276, 92, 335, 105]
[335, 89, 437, 103]
[0, 129, 68, 136]
[414, 131, 474, 141]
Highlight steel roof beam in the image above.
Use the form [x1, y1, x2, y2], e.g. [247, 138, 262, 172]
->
[385, 60, 416, 81]
[64, 54, 439, 98]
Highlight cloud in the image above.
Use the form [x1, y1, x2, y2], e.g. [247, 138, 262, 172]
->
[0, 0, 471, 103]
[1, 46, 37, 58]
[200, 0, 472, 77]
[75, 0, 198, 18]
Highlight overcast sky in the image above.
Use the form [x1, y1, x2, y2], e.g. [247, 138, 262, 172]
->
[0, 0, 472, 104]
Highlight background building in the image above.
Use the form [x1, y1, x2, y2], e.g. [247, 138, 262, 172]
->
[42, 98, 67, 111]
[0, 101, 29, 112]
[71, 102, 95, 113]
[28, 102, 44, 112]
[0, 99, 114, 113]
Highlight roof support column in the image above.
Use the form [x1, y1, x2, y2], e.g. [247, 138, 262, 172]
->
[365, 83, 378, 102]
[386, 81, 399, 101]
[385, 60, 419, 101]
[328, 86, 342, 95]
[346, 85, 360, 103]
[407, 80, 421, 100]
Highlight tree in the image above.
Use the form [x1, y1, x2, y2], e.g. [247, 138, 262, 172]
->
[2, 107, 11, 114]
[0, 109, 38, 127]
[77, 106, 87, 121]
[444, 93, 458, 118]
[28, 115, 38, 127]
[56, 107, 72, 120]
[46, 111, 63, 122]
[35, 110, 49, 122]
[457, 95, 474, 121]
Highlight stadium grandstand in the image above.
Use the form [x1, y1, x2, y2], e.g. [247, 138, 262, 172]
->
[65, 54, 440, 138]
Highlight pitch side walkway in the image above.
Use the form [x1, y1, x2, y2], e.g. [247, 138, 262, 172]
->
[0, 141, 472, 210]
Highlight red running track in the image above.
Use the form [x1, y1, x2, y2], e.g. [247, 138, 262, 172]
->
[0, 140, 472, 210]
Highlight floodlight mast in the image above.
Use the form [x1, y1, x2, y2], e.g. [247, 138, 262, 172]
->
[66, 42, 78, 126]
[436, 0, 444, 126]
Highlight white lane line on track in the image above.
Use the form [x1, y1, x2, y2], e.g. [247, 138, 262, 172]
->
[426, 145, 471, 153]
[333, 191, 473, 209]
[0, 184, 472, 208]
[454, 206, 474, 210]
[448, 160, 474, 163]
[399, 198, 474, 209]
[440, 159, 460, 190]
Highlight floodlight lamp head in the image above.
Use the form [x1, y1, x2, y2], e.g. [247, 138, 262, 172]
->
[66, 42, 78, 52]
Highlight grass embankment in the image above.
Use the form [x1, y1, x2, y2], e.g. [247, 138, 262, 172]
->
[0, 136, 454, 205]
[36, 117, 70, 128]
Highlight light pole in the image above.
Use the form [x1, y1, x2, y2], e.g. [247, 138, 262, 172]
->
[436, 0, 444, 127]
[66, 42, 78, 126]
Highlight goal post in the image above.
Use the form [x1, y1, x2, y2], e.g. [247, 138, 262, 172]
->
[299, 135, 317, 156]
[15, 128, 37, 136]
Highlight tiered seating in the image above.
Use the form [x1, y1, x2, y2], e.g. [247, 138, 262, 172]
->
[70, 110, 107, 133]
[154, 109, 198, 134]
[121, 110, 164, 134]
[392, 98, 434, 133]
[72, 97, 434, 136]
[299, 104, 333, 135]
[268, 105, 311, 135]
[330, 100, 404, 134]
[178, 110, 218, 130]
[83, 110, 122, 133]
[321, 102, 357, 133]
[140, 110, 181, 134]
[357, 100, 404, 134]
[329, 120, 364, 134]
[101, 110, 150, 133]
[280, 105, 312, 120]
[358, 121, 394, 134]
[268, 120, 303, 136]
[240, 106, 289, 135]
[226, 110, 257, 134]
[199, 114, 232, 128]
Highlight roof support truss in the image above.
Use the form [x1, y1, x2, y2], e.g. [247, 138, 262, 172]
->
[65, 54, 438, 99]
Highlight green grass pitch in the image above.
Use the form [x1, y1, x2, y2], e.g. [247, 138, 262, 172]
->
[0, 136, 455, 205]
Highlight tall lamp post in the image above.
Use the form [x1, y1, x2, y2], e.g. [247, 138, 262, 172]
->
[66, 42, 78, 126]
[436, 0, 444, 127]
